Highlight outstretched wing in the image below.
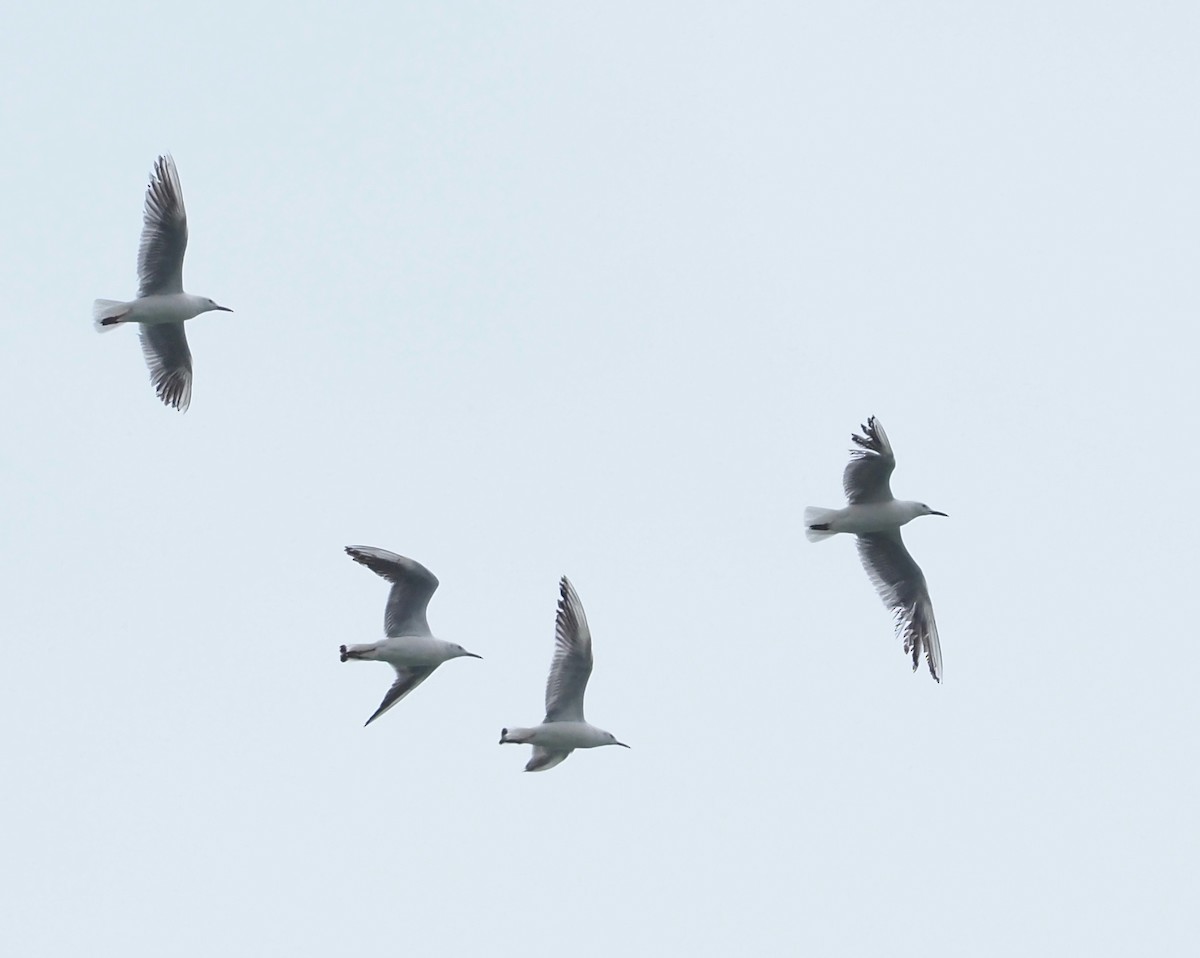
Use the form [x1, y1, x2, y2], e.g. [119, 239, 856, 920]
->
[843, 416, 896, 504]
[138, 154, 189, 297]
[345, 546, 439, 638]
[856, 531, 942, 682]
[138, 323, 192, 411]
[543, 576, 594, 723]
[363, 666, 436, 726]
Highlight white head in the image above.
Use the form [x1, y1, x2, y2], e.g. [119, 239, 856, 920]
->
[200, 297, 233, 314]
[449, 644, 482, 660]
[899, 501, 948, 523]
[596, 728, 630, 749]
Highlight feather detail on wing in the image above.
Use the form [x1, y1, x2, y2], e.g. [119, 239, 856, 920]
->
[844, 416, 896, 504]
[345, 546, 439, 638]
[856, 531, 942, 682]
[138, 154, 189, 296]
[543, 576, 594, 723]
[138, 322, 192, 411]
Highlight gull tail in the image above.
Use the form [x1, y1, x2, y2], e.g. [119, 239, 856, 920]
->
[804, 506, 839, 542]
[339, 643, 377, 662]
[93, 299, 131, 332]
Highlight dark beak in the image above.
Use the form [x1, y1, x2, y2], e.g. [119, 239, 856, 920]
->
[930, 510, 948, 517]
[464, 652, 483, 659]
[616, 741, 631, 748]
[215, 305, 233, 312]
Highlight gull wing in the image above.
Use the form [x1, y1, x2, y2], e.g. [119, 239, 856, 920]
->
[543, 576, 594, 723]
[138, 323, 192, 412]
[525, 747, 574, 773]
[363, 666, 436, 726]
[843, 416, 896, 504]
[856, 531, 942, 681]
[345, 546, 439, 638]
[137, 154, 189, 297]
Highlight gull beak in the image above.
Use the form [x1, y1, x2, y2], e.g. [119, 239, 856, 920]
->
[214, 304, 233, 312]
[463, 652, 483, 659]
[616, 741, 631, 748]
[930, 510, 948, 517]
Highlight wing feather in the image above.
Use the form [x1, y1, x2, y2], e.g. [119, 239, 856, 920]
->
[138, 323, 192, 411]
[345, 546, 439, 638]
[363, 666, 436, 726]
[543, 576, 593, 723]
[843, 416, 896, 504]
[525, 747, 574, 772]
[137, 154, 189, 296]
[856, 531, 942, 682]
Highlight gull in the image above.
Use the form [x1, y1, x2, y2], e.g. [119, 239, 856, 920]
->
[339, 546, 481, 726]
[805, 416, 947, 681]
[500, 576, 628, 772]
[93, 154, 231, 411]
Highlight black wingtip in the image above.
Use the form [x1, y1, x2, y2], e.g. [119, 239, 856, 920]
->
[851, 416, 883, 452]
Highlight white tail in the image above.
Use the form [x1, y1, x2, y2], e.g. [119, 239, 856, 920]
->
[804, 506, 839, 542]
[93, 299, 130, 332]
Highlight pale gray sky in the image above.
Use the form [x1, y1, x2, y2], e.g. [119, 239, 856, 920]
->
[2, 2, 1197, 955]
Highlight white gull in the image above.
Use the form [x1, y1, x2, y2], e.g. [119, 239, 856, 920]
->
[500, 576, 628, 772]
[805, 416, 947, 681]
[93, 154, 231, 411]
[339, 546, 481, 726]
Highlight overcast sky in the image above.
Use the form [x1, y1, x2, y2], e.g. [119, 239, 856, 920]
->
[2, 2, 1197, 955]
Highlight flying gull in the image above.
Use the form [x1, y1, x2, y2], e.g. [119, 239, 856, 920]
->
[93, 154, 231, 411]
[805, 416, 947, 681]
[500, 576, 628, 772]
[339, 546, 481, 726]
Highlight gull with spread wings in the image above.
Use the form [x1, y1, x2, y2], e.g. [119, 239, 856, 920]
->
[805, 417, 947, 681]
[339, 546, 481, 726]
[500, 577, 629, 772]
[93, 154, 232, 411]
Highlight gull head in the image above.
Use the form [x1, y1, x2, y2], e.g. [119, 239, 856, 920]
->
[201, 297, 233, 314]
[896, 501, 948, 524]
[449, 643, 482, 660]
[599, 729, 630, 749]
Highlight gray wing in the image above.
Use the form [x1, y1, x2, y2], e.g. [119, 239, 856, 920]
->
[363, 666, 436, 726]
[543, 576, 594, 723]
[843, 416, 896, 504]
[137, 154, 188, 297]
[856, 531, 943, 682]
[138, 323, 192, 411]
[525, 747, 574, 772]
[345, 546, 439, 637]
